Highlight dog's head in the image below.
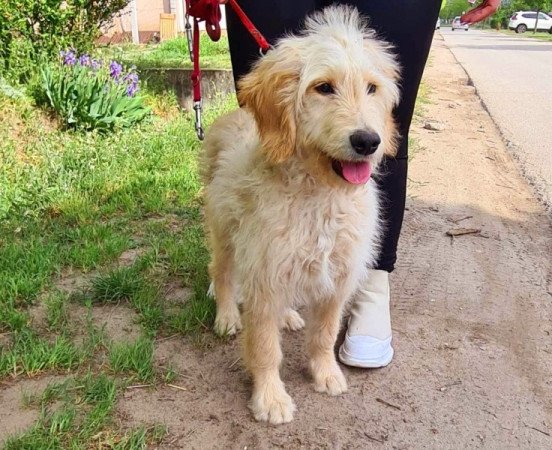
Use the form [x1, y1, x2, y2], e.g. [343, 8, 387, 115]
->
[238, 5, 400, 186]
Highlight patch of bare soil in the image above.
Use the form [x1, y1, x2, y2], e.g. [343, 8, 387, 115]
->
[27, 249, 145, 342]
[0, 375, 67, 443]
[69, 303, 142, 345]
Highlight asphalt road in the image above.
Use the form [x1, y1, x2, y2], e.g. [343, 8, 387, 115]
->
[440, 28, 552, 211]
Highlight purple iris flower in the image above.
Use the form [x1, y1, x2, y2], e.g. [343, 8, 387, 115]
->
[78, 54, 91, 66]
[123, 71, 140, 97]
[90, 59, 101, 71]
[123, 72, 139, 84]
[61, 49, 77, 66]
[126, 83, 139, 97]
[109, 60, 123, 80]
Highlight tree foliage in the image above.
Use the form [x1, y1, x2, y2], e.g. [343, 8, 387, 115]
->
[439, 0, 552, 27]
[440, 0, 473, 20]
[494, 0, 552, 28]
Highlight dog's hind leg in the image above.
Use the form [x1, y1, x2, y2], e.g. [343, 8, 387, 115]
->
[210, 241, 241, 336]
[306, 298, 348, 396]
[243, 299, 295, 424]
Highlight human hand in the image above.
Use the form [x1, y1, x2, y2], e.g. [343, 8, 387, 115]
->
[461, 0, 500, 25]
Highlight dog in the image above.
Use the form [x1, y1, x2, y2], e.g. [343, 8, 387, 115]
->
[200, 5, 400, 424]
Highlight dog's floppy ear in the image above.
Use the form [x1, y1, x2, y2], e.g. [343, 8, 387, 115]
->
[237, 53, 299, 164]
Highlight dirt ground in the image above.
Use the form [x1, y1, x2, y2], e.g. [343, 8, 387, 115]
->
[2, 35, 552, 449]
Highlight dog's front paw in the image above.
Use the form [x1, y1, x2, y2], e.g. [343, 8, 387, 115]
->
[311, 360, 348, 396]
[214, 308, 242, 336]
[282, 309, 305, 331]
[250, 383, 295, 424]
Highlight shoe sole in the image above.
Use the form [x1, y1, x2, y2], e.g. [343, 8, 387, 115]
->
[338, 342, 394, 368]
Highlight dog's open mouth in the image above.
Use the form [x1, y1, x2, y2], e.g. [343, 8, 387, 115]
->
[331, 159, 372, 184]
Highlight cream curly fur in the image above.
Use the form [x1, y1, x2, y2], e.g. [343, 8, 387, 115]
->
[200, 5, 400, 424]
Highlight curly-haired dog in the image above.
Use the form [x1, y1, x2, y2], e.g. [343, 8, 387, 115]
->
[201, 5, 400, 424]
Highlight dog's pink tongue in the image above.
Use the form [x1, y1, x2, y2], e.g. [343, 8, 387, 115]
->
[341, 161, 372, 184]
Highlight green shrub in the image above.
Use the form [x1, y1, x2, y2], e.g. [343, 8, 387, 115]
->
[101, 34, 232, 70]
[0, 0, 131, 81]
[490, 18, 501, 30]
[38, 50, 149, 131]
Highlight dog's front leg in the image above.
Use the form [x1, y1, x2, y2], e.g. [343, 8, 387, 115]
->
[306, 298, 348, 395]
[242, 301, 295, 424]
[209, 239, 241, 336]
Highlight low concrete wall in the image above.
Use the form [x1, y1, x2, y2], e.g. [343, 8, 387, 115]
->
[140, 68, 235, 109]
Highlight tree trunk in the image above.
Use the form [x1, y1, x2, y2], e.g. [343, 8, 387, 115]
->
[534, 9, 540, 34]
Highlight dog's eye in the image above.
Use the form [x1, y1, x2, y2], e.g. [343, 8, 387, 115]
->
[367, 83, 377, 95]
[315, 83, 335, 95]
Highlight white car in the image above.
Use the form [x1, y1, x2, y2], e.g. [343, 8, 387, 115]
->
[451, 16, 468, 31]
[508, 11, 552, 33]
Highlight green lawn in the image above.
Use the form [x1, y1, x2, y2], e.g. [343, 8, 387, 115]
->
[98, 34, 232, 70]
[0, 83, 237, 447]
[498, 28, 552, 41]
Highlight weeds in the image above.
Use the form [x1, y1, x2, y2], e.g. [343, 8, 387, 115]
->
[0, 330, 84, 378]
[109, 338, 155, 382]
[5, 373, 166, 449]
[99, 34, 232, 70]
[89, 267, 145, 304]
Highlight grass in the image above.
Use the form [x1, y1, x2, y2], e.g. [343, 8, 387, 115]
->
[0, 69, 236, 444]
[413, 81, 431, 118]
[5, 373, 166, 448]
[98, 33, 232, 70]
[109, 338, 155, 382]
[497, 29, 552, 41]
[0, 91, 235, 331]
[0, 330, 84, 378]
[408, 80, 430, 166]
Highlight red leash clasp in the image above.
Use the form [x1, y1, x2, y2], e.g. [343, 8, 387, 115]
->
[193, 100, 204, 140]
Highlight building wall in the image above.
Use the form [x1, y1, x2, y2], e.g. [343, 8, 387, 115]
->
[103, 0, 226, 36]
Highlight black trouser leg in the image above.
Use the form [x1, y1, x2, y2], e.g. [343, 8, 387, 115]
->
[329, 1, 442, 271]
[226, 1, 441, 272]
[226, 1, 318, 83]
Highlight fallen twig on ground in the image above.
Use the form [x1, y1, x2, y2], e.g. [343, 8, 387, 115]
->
[126, 384, 153, 390]
[375, 397, 402, 411]
[449, 215, 473, 224]
[446, 228, 481, 237]
[166, 383, 188, 392]
[364, 432, 386, 443]
[438, 380, 462, 392]
[524, 423, 550, 437]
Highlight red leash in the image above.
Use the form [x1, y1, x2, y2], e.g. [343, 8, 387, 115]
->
[184, 0, 271, 140]
[226, 0, 270, 52]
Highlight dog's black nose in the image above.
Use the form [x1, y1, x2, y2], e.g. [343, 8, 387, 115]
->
[349, 130, 381, 155]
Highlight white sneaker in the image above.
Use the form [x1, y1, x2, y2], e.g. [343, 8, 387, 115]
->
[339, 269, 394, 368]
